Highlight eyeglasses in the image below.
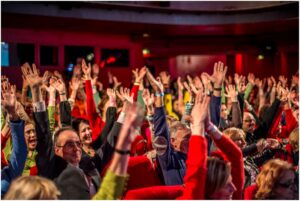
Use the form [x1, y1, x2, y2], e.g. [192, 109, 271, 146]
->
[56, 141, 82, 150]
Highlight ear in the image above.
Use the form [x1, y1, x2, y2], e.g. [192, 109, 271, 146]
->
[170, 138, 177, 148]
[54, 146, 60, 155]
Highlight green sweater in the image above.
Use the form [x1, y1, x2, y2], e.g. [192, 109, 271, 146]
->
[92, 169, 128, 200]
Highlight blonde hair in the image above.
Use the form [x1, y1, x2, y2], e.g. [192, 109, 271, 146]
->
[205, 157, 231, 199]
[255, 159, 294, 199]
[289, 128, 299, 151]
[4, 176, 61, 200]
[223, 127, 246, 143]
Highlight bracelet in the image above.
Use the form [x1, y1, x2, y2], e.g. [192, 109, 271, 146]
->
[114, 148, 130, 155]
[214, 87, 222, 91]
[155, 92, 164, 97]
[59, 92, 66, 95]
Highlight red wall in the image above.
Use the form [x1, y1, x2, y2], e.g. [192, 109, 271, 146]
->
[1, 28, 145, 89]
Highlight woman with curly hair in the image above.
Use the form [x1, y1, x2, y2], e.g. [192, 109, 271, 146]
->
[255, 159, 298, 199]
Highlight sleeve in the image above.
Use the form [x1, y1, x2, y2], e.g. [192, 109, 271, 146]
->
[92, 107, 117, 150]
[1, 120, 27, 195]
[47, 105, 56, 135]
[92, 169, 128, 200]
[242, 143, 258, 157]
[33, 110, 57, 179]
[210, 95, 221, 126]
[253, 98, 281, 140]
[130, 84, 139, 102]
[268, 107, 283, 139]
[244, 83, 254, 100]
[230, 101, 242, 129]
[178, 136, 207, 200]
[137, 90, 146, 109]
[221, 84, 226, 104]
[85, 80, 102, 129]
[59, 101, 72, 127]
[213, 135, 244, 200]
[153, 107, 172, 165]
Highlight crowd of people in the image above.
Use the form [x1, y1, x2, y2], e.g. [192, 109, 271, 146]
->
[1, 59, 299, 200]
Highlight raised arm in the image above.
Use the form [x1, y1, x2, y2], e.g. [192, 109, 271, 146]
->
[93, 103, 144, 200]
[179, 93, 210, 199]
[1, 82, 27, 195]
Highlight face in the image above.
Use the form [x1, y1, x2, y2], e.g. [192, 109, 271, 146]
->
[232, 134, 246, 149]
[55, 130, 82, 166]
[78, 122, 92, 146]
[171, 127, 191, 154]
[173, 100, 179, 113]
[24, 124, 37, 151]
[220, 104, 228, 120]
[272, 170, 297, 200]
[243, 113, 256, 133]
[210, 175, 237, 200]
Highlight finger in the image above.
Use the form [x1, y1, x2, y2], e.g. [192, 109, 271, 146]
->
[32, 63, 38, 75]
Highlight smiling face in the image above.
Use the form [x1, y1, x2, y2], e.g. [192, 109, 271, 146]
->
[24, 123, 37, 151]
[78, 122, 93, 146]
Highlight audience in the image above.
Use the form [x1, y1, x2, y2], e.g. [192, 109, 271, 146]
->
[1, 58, 299, 200]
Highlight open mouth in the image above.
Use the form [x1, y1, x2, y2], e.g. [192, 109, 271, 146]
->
[28, 138, 37, 146]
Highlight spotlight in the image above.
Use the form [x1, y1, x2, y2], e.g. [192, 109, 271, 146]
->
[257, 54, 264, 60]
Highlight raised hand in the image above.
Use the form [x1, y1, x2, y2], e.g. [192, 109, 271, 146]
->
[142, 89, 155, 107]
[92, 63, 100, 78]
[190, 93, 210, 136]
[81, 59, 92, 81]
[132, 66, 147, 83]
[21, 63, 48, 89]
[210, 61, 228, 88]
[159, 71, 171, 86]
[193, 76, 204, 92]
[201, 72, 213, 92]
[247, 73, 255, 85]
[235, 75, 246, 94]
[291, 75, 299, 88]
[225, 84, 238, 102]
[1, 82, 18, 121]
[51, 76, 66, 94]
[69, 77, 81, 92]
[265, 138, 280, 149]
[113, 76, 122, 89]
[279, 75, 288, 87]
[116, 87, 133, 103]
[145, 68, 163, 93]
[177, 77, 184, 91]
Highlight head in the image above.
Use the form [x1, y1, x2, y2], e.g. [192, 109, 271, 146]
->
[173, 100, 180, 113]
[72, 118, 92, 146]
[220, 104, 228, 120]
[4, 176, 60, 200]
[169, 121, 191, 154]
[223, 127, 247, 149]
[24, 121, 37, 151]
[242, 112, 256, 133]
[54, 127, 82, 166]
[255, 159, 297, 200]
[206, 157, 236, 199]
[289, 128, 299, 152]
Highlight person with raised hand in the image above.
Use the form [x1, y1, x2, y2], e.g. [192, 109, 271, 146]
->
[81, 59, 116, 145]
[146, 67, 190, 186]
[93, 102, 144, 200]
[21, 63, 100, 199]
[219, 84, 243, 131]
[1, 82, 27, 196]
